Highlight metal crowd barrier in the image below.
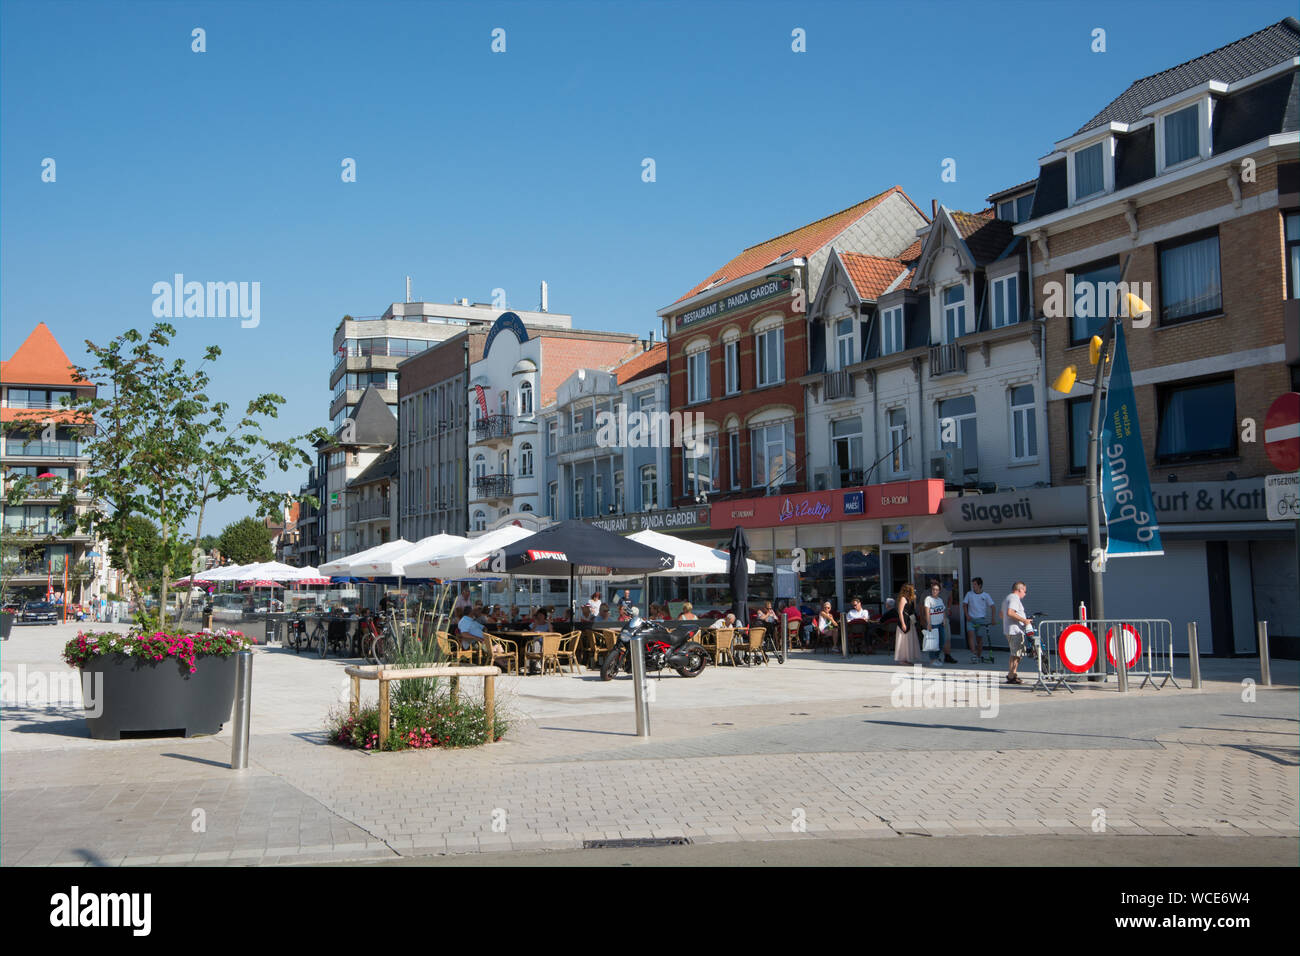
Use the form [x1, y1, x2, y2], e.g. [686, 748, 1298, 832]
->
[1031, 618, 1179, 694]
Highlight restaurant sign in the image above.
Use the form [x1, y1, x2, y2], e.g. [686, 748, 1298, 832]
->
[712, 480, 942, 530]
[588, 506, 711, 535]
[676, 276, 792, 329]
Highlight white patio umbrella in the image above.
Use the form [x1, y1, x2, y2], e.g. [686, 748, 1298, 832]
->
[318, 539, 414, 577]
[237, 561, 305, 581]
[201, 563, 251, 581]
[361, 533, 467, 577]
[401, 526, 534, 579]
[628, 529, 757, 576]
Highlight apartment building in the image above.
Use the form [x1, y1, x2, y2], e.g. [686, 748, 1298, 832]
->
[321, 386, 396, 562]
[0, 323, 108, 602]
[953, 17, 1300, 654]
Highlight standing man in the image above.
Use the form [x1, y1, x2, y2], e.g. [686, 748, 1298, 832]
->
[618, 589, 634, 616]
[1001, 581, 1030, 685]
[963, 577, 997, 664]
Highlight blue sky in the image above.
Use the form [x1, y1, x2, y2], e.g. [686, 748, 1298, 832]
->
[1, 0, 1290, 535]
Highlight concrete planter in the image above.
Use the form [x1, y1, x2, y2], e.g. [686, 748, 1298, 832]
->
[0, 614, 12, 640]
[81, 653, 237, 740]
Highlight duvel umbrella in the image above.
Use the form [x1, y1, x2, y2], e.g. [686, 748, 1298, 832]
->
[477, 520, 674, 616]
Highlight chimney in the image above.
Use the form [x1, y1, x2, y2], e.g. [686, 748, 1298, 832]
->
[931, 199, 938, 220]
[540, 280, 549, 313]
[405, 276, 412, 303]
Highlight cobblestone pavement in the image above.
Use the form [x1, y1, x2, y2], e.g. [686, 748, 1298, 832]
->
[2, 625, 1296, 865]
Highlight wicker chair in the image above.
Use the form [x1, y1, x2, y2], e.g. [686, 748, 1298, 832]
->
[703, 627, 737, 667]
[555, 630, 583, 674]
[524, 632, 563, 675]
[590, 628, 619, 668]
[738, 626, 767, 666]
[437, 630, 481, 666]
[486, 632, 520, 675]
[784, 617, 802, 650]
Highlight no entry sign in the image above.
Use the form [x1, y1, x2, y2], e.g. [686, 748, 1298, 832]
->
[1264, 392, 1300, 472]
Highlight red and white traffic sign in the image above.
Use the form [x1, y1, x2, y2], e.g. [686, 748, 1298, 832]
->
[1105, 624, 1142, 671]
[1057, 624, 1097, 673]
[1264, 392, 1300, 472]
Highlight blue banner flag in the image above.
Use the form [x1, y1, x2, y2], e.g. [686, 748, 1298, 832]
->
[1101, 323, 1163, 558]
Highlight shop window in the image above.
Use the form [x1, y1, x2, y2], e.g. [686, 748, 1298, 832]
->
[1156, 377, 1236, 463]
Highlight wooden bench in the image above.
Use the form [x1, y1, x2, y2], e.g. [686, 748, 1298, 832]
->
[344, 663, 502, 749]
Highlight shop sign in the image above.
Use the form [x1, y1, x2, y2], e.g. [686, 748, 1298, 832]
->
[712, 480, 941, 529]
[675, 276, 792, 329]
[588, 506, 711, 535]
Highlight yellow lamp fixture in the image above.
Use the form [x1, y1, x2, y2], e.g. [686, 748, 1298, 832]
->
[1088, 335, 1104, 365]
[1051, 365, 1078, 394]
[1123, 291, 1152, 323]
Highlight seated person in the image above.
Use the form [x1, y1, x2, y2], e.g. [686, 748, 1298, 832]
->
[456, 611, 488, 649]
[802, 601, 838, 647]
[754, 601, 780, 626]
[580, 605, 594, 623]
[598, 602, 611, 620]
[710, 612, 738, 630]
[844, 597, 871, 623]
[677, 602, 698, 621]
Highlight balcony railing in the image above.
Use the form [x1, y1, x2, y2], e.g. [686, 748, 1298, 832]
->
[474, 414, 513, 441]
[4, 440, 81, 457]
[929, 343, 967, 377]
[823, 369, 856, 401]
[557, 430, 599, 454]
[1, 519, 74, 536]
[346, 498, 391, 522]
[474, 473, 513, 498]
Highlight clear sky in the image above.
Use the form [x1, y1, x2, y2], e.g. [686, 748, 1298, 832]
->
[2, 0, 1291, 536]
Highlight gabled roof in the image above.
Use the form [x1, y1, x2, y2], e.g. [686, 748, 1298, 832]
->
[348, 446, 399, 487]
[949, 209, 1018, 265]
[0, 322, 84, 387]
[347, 386, 398, 447]
[675, 186, 925, 303]
[1076, 17, 1300, 133]
[614, 342, 666, 385]
[839, 252, 913, 303]
[986, 179, 1038, 203]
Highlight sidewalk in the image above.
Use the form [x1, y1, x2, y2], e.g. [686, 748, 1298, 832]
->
[2, 624, 1296, 865]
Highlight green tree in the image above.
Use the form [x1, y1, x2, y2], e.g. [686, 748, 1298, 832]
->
[217, 517, 274, 565]
[107, 515, 165, 588]
[3, 323, 325, 629]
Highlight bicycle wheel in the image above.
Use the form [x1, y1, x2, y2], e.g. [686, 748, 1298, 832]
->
[364, 634, 381, 665]
[314, 624, 328, 658]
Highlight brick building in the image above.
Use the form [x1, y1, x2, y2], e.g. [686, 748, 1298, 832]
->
[940, 17, 1300, 655]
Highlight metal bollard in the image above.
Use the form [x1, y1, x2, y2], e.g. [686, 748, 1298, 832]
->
[1257, 621, 1272, 687]
[1187, 621, 1201, 689]
[630, 635, 650, 737]
[230, 649, 253, 769]
[1115, 622, 1129, 694]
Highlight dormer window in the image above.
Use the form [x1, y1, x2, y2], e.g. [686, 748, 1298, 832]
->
[1072, 141, 1106, 202]
[1156, 99, 1210, 173]
[996, 194, 1034, 224]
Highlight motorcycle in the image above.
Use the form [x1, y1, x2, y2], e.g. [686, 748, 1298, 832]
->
[600, 618, 707, 681]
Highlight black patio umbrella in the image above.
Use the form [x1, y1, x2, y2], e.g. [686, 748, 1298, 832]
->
[478, 520, 674, 617]
[727, 526, 751, 625]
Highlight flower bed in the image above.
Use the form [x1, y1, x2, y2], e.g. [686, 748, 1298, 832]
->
[329, 697, 507, 752]
[63, 628, 250, 673]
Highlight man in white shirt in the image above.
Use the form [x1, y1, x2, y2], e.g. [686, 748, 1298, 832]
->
[963, 577, 997, 664]
[1001, 581, 1029, 684]
[710, 612, 737, 629]
[844, 597, 870, 623]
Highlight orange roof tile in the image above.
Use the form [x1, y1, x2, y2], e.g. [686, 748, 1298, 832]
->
[1, 323, 84, 387]
[840, 252, 911, 302]
[614, 342, 667, 385]
[898, 239, 923, 261]
[675, 186, 924, 303]
[0, 407, 90, 426]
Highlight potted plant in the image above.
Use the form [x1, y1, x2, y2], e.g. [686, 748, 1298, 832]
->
[64, 627, 250, 739]
[0, 607, 14, 641]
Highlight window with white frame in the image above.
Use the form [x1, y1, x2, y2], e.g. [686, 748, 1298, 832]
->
[472, 510, 486, 532]
[887, 408, 909, 476]
[474, 454, 486, 483]
[881, 306, 905, 355]
[518, 442, 534, 477]
[683, 433, 718, 496]
[937, 395, 978, 471]
[686, 348, 710, 403]
[729, 430, 740, 490]
[547, 419, 557, 454]
[750, 421, 795, 488]
[724, 340, 740, 394]
[613, 471, 624, 512]
[1161, 102, 1202, 170]
[942, 285, 966, 342]
[835, 317, 856, 368]
[831, 418, 863, 487]
[573, 477, 585, 517]
[755, 327, 784, 387]
[1072, 141, 1106, 202]
[548, 481, 558, 518]
[991, 274, 1019, 328]
[499, 449, 510, 475]
[518, 380, 533, 415]
[1009, 385, 1038, 461]
[640, 464, 658, 509]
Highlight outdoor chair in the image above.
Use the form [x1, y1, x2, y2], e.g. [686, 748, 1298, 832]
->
[485, 632, 519, 675]
[554, 630, 583, 674]
[590, 628, 619, 668]
[704, 627, 737, 667]
[784, 617, 802, 650]
[436, 631, 480, 666]
[738, 626, 767, 666]
[524, 632, 563, 675]
[815, 620, 840, 653]
[845, 619, 868, 654]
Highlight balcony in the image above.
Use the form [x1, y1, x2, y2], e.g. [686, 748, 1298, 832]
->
[823, 369, 856, 401]
[346, 498, 391, 522]
[474, 473, 513, 499]
[4, 440, 81, 458]
[557, 430, 599, 455]
[474, 414, 513, 442]
[929, 343, 967, 377]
